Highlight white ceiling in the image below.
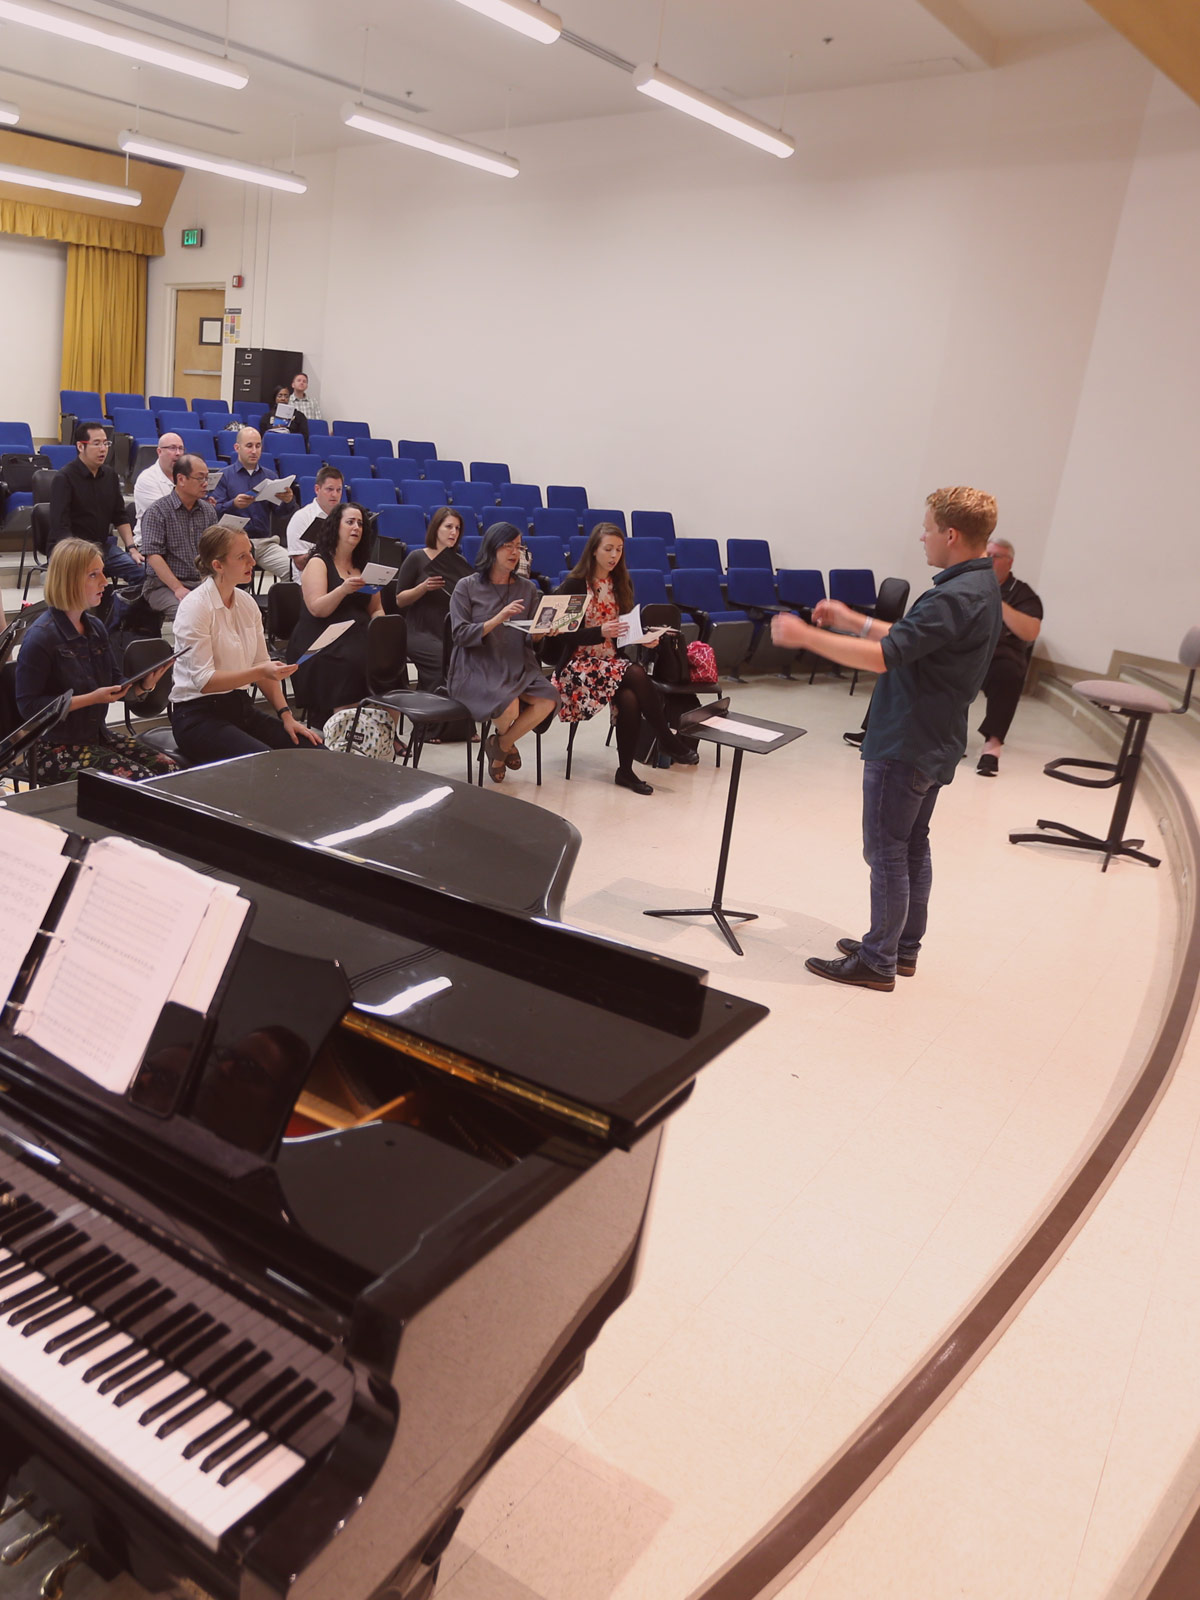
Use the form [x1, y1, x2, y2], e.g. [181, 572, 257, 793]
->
[0, 0, 1110, 173]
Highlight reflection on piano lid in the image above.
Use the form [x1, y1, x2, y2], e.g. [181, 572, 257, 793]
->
[0, 756, 766, 1600]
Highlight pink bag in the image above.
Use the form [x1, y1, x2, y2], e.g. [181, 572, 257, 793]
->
[687, 641, 718, 684]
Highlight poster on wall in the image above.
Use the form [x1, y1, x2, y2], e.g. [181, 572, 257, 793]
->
[224, 307, 242, 345]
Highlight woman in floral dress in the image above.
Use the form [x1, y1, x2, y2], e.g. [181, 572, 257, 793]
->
[547, 524, 698, 795]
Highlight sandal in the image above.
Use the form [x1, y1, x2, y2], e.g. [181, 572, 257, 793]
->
[504, 743, 522, 771]
[484, 733, 507, 783]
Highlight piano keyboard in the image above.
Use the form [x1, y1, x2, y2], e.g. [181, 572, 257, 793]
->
[0, 1152, 350, 1551]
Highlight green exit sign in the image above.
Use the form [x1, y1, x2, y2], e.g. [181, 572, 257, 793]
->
[181, 228, 204, 247]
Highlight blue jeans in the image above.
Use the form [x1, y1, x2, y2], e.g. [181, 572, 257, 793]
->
[103, 534, 143, 586]
[860, 758, 941, 977]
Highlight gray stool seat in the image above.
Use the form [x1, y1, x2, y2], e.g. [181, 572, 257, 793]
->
[1073, 679, 1173, 715]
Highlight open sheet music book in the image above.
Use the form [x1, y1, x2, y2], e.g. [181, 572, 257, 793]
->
[0, 811, 251, 1098]
[255, 475, 296, 505]
[506, 592, 588, 635]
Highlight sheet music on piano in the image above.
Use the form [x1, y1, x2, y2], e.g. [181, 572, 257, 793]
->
[7, 831, 250, 1096]
[0, 810, 72, 1006]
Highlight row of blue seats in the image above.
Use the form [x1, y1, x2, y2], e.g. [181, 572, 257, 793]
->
[59, 392, 376, 440]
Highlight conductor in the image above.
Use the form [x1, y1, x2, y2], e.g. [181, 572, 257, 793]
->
[771, 487, 1002, 991]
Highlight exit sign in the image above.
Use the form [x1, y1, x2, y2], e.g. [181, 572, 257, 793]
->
[181, 228, 204, 247]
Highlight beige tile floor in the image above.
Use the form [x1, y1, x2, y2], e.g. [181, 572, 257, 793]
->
[0, 547, 1194, 1600]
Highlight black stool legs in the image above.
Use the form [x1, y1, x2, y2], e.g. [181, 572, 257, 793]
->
[1009, 710, 1160, 871]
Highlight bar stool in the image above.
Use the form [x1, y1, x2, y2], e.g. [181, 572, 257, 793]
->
[1009, 627, 1200, 871]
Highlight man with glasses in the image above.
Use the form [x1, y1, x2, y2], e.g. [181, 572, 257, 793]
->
[139, 454, 219, 620]
[133, 432, 186, 536]
[49, 422, 143, 583]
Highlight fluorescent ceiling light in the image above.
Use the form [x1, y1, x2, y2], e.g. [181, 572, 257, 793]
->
[341, 102, 519, 179]
[117, 131, 306, 193]
[0, 0, 248, 87]
[0, 100, 19, 125]
[632, 65, 795, 159]
[0, 159, 140, 204]
[446, 0, 561, 45]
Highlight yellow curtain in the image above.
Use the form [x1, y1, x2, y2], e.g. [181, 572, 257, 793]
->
[60, 244, 147, 397]
[0, 199, 163, 256]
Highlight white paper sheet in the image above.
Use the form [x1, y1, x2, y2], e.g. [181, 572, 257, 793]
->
[618, 605, 671, 647]
[255, 474, 296, 505]
[215, 514, 249, 533]
[17, 838, 227, 1094]
[358, 562, 398, 587]
[299, 619, 355, 660]
[0, 811, 71, 1010]
[702, 715, 784, 744]
[170, 882, 250, 1013]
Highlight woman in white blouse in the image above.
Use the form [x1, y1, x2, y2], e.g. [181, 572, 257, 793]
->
[170, 525, 324, 764]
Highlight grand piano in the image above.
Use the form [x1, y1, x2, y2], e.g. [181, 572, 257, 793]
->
[0, 754, 765, 1600]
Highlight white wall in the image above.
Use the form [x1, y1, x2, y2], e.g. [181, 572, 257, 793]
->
[148, 31, 1199, 670]
[0, 233, 66, 438]
[1039, 74, 1200, 668]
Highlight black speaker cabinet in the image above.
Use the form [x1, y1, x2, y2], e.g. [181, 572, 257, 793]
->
[233, 347, 303, 407]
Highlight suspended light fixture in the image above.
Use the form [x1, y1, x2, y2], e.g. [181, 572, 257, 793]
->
[0, 0, 248, 88]
[446, 0, 561, 45]
[0, 159, 140, 203]
[632, 65, 795, 158]
[0, 100, 19, 125]
[341, 102, 519, 179]
[117, 131, 306, 193]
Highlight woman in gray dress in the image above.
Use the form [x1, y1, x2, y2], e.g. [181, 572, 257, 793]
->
[447, 521, 558, 783]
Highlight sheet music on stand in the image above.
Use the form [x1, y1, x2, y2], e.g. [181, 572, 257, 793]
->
[0, 816, 251, 1098]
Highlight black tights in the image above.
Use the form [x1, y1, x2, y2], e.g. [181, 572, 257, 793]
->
[612, 663, 674, 773]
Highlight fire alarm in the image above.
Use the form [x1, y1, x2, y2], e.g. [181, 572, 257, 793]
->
[231, 273, 244, 288]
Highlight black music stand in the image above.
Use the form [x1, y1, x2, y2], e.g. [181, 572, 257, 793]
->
[644, 707, 805, 955]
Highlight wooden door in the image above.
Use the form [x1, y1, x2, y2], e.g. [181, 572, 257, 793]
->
[172, 288, 225, 403]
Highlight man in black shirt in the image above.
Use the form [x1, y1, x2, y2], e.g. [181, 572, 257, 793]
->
[48, 423, 143, 584]
[771, 487, 1002, 990]
[976, 537, 1042, 776]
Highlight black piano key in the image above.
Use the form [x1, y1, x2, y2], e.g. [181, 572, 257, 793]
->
[277, 1389, 335, 1453]
[183, 1411, 242, 1460]
[217, 1429, 290, 1488]
[94, 1303, 199, 1391]
[254, 1377, 316, 1437]
[19, 1299, 79, 1336]
[0, 1276, 53, 1314]
[113, 1313, 215, 1406]
[59, 1287, 174, 1364]
[141, 1380, 200, 1429]
[30, 1271, 159, 1341]
[0, 1200, 53, 1243]
[0, 1224, 82, 1286]
[199, 1422, 264, 1475]
[155, 1341, 256, 1436]
[10, 1289, 74, 1327]
[170, 1320, 226, 1371]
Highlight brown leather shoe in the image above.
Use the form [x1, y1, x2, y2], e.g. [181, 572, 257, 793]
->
[837, 937, 916, 977]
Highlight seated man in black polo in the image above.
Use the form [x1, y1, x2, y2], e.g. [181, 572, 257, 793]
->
[772, 487, 1002, 990]
[976, 536, 1042, 777]
[48, 422, 144, 584]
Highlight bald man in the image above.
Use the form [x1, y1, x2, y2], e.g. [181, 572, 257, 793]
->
[133, 433, 185, 537]
[210, 427, 294, 581]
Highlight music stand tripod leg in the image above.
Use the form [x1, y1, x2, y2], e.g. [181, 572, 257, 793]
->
[644, 747, 758, 955]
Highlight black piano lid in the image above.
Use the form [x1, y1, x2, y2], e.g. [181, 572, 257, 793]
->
[67, 766, 766, 1141]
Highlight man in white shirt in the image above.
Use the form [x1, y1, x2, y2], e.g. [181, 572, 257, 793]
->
[286, 466, 344, 576]
[288, 371, 322, 421]
[133, 433, 185, 536]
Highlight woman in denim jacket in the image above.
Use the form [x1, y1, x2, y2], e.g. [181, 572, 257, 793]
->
[15, 538, 179, 786]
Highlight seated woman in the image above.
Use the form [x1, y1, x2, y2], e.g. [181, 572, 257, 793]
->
[15, 538, 179, 785]
[286, 501, 390, 732]
[258, 385, 310, 448]
[447, 521, 558, 783]
[170, 524, 324, 764]
[546, 523, 698, 795]
[393, 506, 472, 689]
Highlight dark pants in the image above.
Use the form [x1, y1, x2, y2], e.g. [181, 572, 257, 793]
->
[978, 655, 1028, 743]
[171, 691, 296, 765]
[860, 758, 941, 977]
[102, 534, 143, 586]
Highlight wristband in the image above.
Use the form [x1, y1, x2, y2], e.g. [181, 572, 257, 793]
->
[276, 705, 292, 719]
[859, 617, 872, 638]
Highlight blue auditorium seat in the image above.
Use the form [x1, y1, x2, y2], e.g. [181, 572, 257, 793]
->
[725, 568, 778, 613]
[305, 418, 330, 437]
[530, 507, 579, 545]
[624, 536, 669, 574]
[376, 505, 427, 545]
[671, 569, 743, 623]
[376, 458, 420, 486]
[449, 480, 499, 511]
[582, 508, 627, 535]
[776, 570, 827, 610]
[568, 535, 588, 566]
[462, 533, 482, 564]
[425, 459, 463, 484]
[111, 408, 156, 439]
[41, 446, 75, 470]
[470, 461, 511, 485]
[630, 510, 676, 549]
[177, 430, 217, 464]
[491, 506, 533, 533]
[397, 440, 436, 468]
[400, 479, 449, 511]
[269, 432, 308, 457]
[196, 405, 233, 430]
[156, 412, 194, 435]
[286, 454, 323, 477]
[547, 485, 587, 513]
[628, 570, 670, 606]
[191, 397, 228, 412]
[105, 392, 145, 418]
[525, 536, 567, 578]
[350, 478, 397, 510]
[148, 395, 185, 412]
[674, 538, 723, 574]
[322, 455, 358, 480]
[829, 569, 878, 610]
[324, 435, 353, 457]
[0, 423, 35, 452]
[333, 420, 372, 439]
[504, 483, 543, 510]
[354, 437, 394, 462]
[727, 538, 774, 571]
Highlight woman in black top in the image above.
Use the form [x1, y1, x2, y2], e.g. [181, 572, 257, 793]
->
[546, 523, 698, 795]
[15, 537, 177, 785]
[393, 507, 473, 689]
[258, 385, 310, 448]
[287, 502, 382, 729]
